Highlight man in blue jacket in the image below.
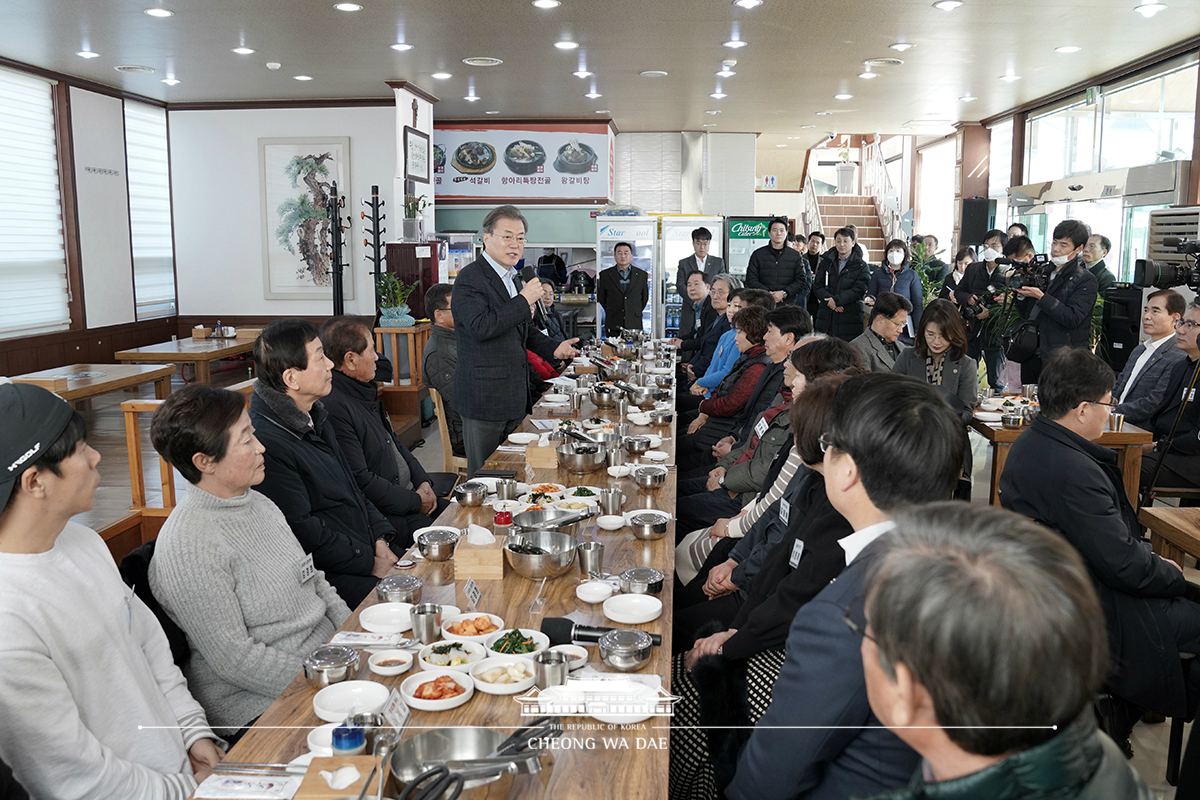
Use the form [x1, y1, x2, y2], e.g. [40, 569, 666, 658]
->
[728, 372, 965, 800]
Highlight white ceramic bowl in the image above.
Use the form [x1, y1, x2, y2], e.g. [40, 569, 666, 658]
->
[306, 722, 340, 756]
[563, 486, 603, 501]
[484, 628, 551, 659]
[367, 649, 413, 677]
[606, 465, 632, 478]
[491, 499, 529, 515]
[359, 602, 414, 634]
[641, 450, 669, 463]
[645, 434, 663, 448]
[576, 581, 615, 604]
[400, 669, 474, 712]
[469, 655, 537, 695]
[441, 612, 506, 643]
[507, 432, 538, 445]
[312, 680, 390, 723]
[417, 640, 489, 673]
[603, 594, 663, 625]
[626, 413, 651, 426]
[524, 482, 566, 498]
[554, 497, 597, 511]
[550, 644, 589, 670]
[542, 393, 570, 403]
[596, 515, 626, 531]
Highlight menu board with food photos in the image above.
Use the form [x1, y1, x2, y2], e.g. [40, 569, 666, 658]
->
[433, 122, 614, 202]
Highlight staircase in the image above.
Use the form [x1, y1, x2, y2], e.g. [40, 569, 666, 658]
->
[816, 195, 886, 267]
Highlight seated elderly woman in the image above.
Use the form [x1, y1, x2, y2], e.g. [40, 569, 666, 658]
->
[148, 385, 351, 739]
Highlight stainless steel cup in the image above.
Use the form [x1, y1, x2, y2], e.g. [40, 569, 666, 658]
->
[611, 422, 630, 438]
[578, 541, 604, 577]
[1022, 384, 1038, 400]
[599, 488, 624, 515]
[496, 479, 520, 501]
[1109, 412, 1125, 432]
[980, 388, 994, 399]
[533, 650, 570, 689]
[411, 603, 442, 645]
[615, 397, 629, 420]
[569, 392, 583, 413]
[605, 446, 623, 467]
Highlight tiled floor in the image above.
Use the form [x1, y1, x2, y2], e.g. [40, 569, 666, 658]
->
[71, 381, 1186, 795]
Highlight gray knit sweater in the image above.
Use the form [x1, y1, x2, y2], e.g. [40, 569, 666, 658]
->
[149, 487, 351, 732]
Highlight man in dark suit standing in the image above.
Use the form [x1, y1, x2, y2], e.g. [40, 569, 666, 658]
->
[452, 205, 579, 478]
[675, 226, 725, 299]
[597, 242, 649, 336]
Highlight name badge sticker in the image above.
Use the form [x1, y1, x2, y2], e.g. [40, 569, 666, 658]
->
[754, 417, 769, 438]
[779, 498, 791, 526]
[297, 553, 316, 584]
[789, 539, 805, 569]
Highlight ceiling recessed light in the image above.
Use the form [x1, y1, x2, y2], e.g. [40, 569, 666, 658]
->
[391, 43, 414, 52]
[555, 41, 579, 50]
[889, 42, 914, 51]
[959, 94, 977, 101]
[800, 124, 815, 128]
[232, 47, 255, 55]
[835, 93, 853, 100]
[710, 91, 727, 99]
[114, 64, 155, 74]
[334, 2, 362, 10]
[815, 111, 832, 116]
[933, 0, 962, 9]
[143, 7, 173, 16]
[596, 109, 609, 114]
[858, 69, 877, 79]
[464, 95, 480, 101]
[775, 144, 787, 147]
[1134, 1, 1167, 16]
[999, 74, 1021, 82]
[463, 56, 503, 67]
[485, 110, 501, 114]
[573, 70, 592, 78]
[266, 61, 281, 70]
[734, 0, 763, 7]
[706, 109, 721, 115]
[293, 75, 313, 81]
[76, 51, 100, 59]
[1055, 45, 1081, 53]
[716, 69, 736, 77]
[640, 70, 668, 77]
[787, 136, 801, 139]
[431, 72, 452, 79]
[532, 0, 560, 7]
[585, 92, 602, 99]
[723, 40, 747, 48]
[161, 78, 180, 85]
[703, 123, 718, 126]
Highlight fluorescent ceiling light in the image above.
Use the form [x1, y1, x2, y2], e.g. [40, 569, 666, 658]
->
[532, 0, 561, 6]
[76, 51, 100, 58]
[889, 42, 914, 51]
[932, 0, 962, 9]
[1055, 45, 1080, 53]
[573, 70, 592, 78]
[710, 91, 727, 99]
[161, 78, 180, 85]
[640, 70, 668, 77]
[293, 75, 313, 80]
[431, 72, 452, 79]
[143, 7, 173, 17]
[835, 93, 853, 100]
[1134, 2, 1167, 16]
[232, 47, 255, 55]
[555, 41, 579, 50]
[734, 0, 763, 7]
[585, 92, 602, 98]
[391, 43, 413, 52]
[334, 2, 362, 10]
[723, 40, 748, 48]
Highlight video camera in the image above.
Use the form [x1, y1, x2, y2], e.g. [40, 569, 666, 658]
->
[987, 254, 1052, 293]
[1134, 237, 1200, 290]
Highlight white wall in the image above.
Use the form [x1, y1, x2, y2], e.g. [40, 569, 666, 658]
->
[754, 192, 805, 225]
[702, 133, 756, 216]
[70, 87, 136, 328]
[169, 106, 395, 317]
[614, 132, 683, 212]
[391, 87, 435, 237]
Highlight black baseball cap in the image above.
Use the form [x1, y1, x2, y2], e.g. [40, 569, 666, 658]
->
[0, 381, 77, 509]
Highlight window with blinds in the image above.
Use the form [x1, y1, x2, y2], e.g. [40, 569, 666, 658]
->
[124, 101, 176, 319]
[0, 68, 70, 340]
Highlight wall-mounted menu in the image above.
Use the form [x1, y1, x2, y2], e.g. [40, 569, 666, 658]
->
[433, 122, 613, 202]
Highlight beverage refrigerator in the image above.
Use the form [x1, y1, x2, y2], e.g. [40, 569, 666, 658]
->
[723, 217, 773, 280]
[659, 215, 724, 338]
[595, 216, 660, 339]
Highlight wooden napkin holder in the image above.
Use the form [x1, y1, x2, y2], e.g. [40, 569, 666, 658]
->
[294, 756, 384, 799]
[525, 444, 559, 470]
[455, 537, 508, 581]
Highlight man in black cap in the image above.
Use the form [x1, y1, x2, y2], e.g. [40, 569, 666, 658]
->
[0, 380, 225, 799]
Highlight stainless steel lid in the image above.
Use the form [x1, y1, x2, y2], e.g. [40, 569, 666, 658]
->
[629, 512, 668, 525]
[625, 435, 651, 445]
[620, 567, 665, 584]
[303, 644, 358, 670]
[457, 481, 487, 492]
[633, 467, 666, 477]
[599, 629, 652, 653]
[378, 575, 422, 592]
[418, 528, 460, 544]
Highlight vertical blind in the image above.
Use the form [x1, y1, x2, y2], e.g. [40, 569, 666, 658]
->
[0, 68, 70, 340]
[124, 101, 177, 319]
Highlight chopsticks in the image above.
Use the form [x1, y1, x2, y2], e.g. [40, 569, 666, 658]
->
[212, 761, 307, 776]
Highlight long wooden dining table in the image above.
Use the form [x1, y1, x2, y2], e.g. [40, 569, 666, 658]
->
[206, 384, 677, 798]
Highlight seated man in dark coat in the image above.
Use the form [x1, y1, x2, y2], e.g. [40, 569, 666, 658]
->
[1000, 347, 1200, 755]
[860, 503, 1151, 799]
[421, 283, 465, 458]
[249, 318, 400, 607]
[320, 316, 449, 548]
[1141, 299, 1200, 492]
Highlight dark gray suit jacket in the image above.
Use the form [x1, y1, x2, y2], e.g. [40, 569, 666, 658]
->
[1113, 338, 1188, 427]
[451, 256, 559, 421]
[850, 329, 905, 373]
[675, 254, 726, 298]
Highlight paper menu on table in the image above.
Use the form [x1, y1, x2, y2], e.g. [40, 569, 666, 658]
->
[194, 775, 302, 799]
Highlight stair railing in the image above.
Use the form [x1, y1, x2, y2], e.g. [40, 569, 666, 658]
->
[862, 141, 904, 244]
[801, 170, 823, 237]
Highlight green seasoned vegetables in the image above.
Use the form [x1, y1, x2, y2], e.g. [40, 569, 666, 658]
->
[490, 629, 537, 654]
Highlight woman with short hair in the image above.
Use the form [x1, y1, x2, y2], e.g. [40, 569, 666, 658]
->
[148, 385, 350, 739]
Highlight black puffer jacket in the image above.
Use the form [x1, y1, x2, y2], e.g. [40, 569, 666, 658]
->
[249, 382, 396, 608]
[814, 249, 871, 340]
[745, 244, 811, 305]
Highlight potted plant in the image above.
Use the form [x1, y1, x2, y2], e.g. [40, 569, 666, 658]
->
[376, 273, 418, 325]
[835, 147, 856, 194]
[402, 193, 428, 242]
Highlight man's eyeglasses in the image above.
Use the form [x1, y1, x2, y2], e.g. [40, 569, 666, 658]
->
[842, 612, 877, 644]
[1176, 320, 1200, 332]
[492, 233, 526, 245]
[883, 315, 906, 331]
[1088, 398, 1118, 410]
[818, 432, 836, 454]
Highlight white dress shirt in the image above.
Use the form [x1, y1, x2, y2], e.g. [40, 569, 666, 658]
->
[483, 251, 517, 298]
[1119, 333, 1173, 403]
[837, 519, 897, 565]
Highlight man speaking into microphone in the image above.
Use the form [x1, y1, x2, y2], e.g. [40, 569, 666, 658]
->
[453, 205, 580, 477]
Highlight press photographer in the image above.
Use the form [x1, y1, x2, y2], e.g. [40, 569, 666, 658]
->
[1009, 219, 1099, 383]
[954, 229, 1016, 393]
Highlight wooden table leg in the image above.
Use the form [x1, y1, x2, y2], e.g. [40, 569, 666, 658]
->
[154, 375, 171, 399]
[989, 442, 1011, 506]
[1118, 444, 1145, 510]
[407, 331, 420, 389]
[195, 360, 211, 385]
[390, 333, 402, 385]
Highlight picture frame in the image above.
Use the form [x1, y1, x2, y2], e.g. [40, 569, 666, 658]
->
[258, 137, 354, 300]
[404, 126, 431, 184]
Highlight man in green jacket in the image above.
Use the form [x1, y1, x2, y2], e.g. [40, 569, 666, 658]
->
[859, 503, 1151, 800]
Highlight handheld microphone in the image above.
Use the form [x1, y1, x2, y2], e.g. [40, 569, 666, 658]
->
[541, 617, 663, 647]
[520, 266, 539, 284]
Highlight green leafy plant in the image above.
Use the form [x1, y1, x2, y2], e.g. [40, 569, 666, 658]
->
[403, 193, 428, 219]
[909, 241, 946, 306]
[376, 273, 416, 308]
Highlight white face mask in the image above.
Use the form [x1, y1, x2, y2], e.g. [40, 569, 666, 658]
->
[1050, 253, 1070, 267]
[980, 247, 1000, 262]
[887, 251, 904, 266]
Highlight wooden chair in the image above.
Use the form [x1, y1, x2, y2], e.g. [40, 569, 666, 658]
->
[429, 387, 469, 479]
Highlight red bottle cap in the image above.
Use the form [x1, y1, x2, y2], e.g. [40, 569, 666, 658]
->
[494, 511, 513, 525]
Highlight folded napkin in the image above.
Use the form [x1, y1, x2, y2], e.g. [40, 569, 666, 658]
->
[465, 523, 496, 545]
[320, 765, 361, 790]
